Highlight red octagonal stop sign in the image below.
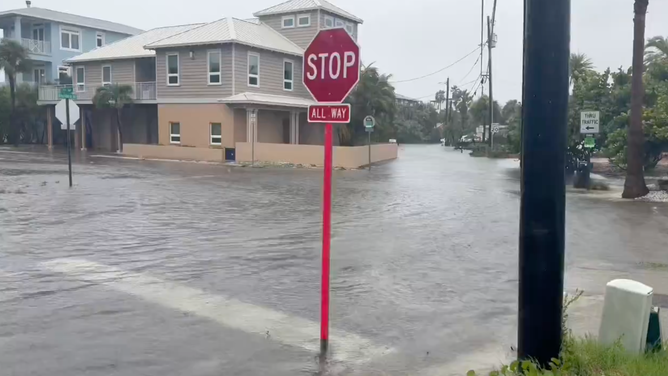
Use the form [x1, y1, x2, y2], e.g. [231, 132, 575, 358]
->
[303, 28, 360, 103]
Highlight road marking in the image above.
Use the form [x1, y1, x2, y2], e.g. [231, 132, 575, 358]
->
[41, 258, 392, 363]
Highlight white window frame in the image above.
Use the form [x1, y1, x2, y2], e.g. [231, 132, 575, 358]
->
[283, 59, 294, 92]
[75, 66, 85, 92]
[334, 19, 345, 28]
[207, 49, 222, 85]
[102, 65, 112, 86]
[32, 24, 45, 41]
[60, 26, 81, 52]
[57, 66, 71, 84]
[297, 14, 311, 27]
[96, 32, 105, 48]
[282, 15, 295, 29]
[247, 52, 260, 87]
[170, 122, 181, 144]
[345, 22, 354, 35]
[210, 123, 222, 145]
[324, 15, 334, 28]
[166, 53, 180, 86]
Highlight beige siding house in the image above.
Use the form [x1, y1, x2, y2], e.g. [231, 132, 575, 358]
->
[38, 0, 397, 167]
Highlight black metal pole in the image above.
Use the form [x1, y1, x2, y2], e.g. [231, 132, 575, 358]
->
[368, 131, 371, 171]
[518, 0, 570, 366]
[66, 99, 73, 188]
[487, 16, 494, 148]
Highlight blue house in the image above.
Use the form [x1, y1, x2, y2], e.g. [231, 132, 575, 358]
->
[0, 2, 141, 85]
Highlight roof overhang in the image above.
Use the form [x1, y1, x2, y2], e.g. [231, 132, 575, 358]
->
[220, 93, 315, 109]
[145, 40, 303, 57]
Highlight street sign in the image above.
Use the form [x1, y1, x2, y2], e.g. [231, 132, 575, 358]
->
[492, 125, 500, 134]
[59, 93, 77, 100]
[60, 87, 73, 94]
[303, 28, 361, 103]
[580, 111, 600, 134]
[364, 115, 375, 130]
[307, 104, 351, 123]
[55, 99, 79, 130]
[584, 135, 595, 149]
[303, 28, 361, 352]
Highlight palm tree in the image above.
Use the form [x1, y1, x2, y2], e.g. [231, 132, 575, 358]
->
[434, 90, 446, 112]
[0, 39, 29, 145]
[92, 84, 133, 153]
[569, 53, 593, 85]
[623, 0, 650, 199]
[344, 64, 396, 145]
[645, 36, 668, 65]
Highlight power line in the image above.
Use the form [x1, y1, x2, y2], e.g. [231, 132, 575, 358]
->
[458, 53, 482, 86]
[390, 46, 481, 83]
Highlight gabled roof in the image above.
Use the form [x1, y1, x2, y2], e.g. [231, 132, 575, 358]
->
[0, 7, 142, 35]
[145, 18, 304, 56]
[253, 0, 363, 24]
[65, 24, 203, 63]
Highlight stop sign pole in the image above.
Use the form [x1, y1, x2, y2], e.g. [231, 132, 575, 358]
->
[303, 28, 360, 353]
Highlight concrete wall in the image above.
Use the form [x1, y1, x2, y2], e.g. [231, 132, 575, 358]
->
[235, 142, 398, 168]
[234, 108, 247, 143]
[157, 103, 235, 148]
[257, 110, 289, 144]
[123, 144, 225, 162]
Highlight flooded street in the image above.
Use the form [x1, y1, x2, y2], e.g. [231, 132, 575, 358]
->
[1, 145, 668, 375]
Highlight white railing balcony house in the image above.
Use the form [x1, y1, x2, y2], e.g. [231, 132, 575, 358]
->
[38, 82, 157, 102]
[21, 38, 51, 55]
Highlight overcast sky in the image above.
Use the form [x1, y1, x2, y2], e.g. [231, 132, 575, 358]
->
[3, 0, 668, 103]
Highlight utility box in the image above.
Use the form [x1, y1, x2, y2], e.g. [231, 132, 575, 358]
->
[598, 279, 653, 353]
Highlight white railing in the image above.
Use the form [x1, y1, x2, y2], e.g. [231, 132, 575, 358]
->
[21, 38, 51, 55]
[38, 82, 157, 102]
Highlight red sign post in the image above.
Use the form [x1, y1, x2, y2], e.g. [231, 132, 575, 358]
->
[303, 28, 360, 352]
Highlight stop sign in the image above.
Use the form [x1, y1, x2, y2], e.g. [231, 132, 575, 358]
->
[303, 28, 360, 103]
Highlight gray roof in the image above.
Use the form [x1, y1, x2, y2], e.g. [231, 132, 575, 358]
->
[145, 18, 304, 56]
[395, 93, 420, 102]
[65, 24, 204, 63]
[0, 7, 142, 35]
[253, 0, 363, 23]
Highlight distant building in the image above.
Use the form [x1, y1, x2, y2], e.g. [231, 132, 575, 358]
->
[396, 93, 420, 106]
[0, 2, 142, 85]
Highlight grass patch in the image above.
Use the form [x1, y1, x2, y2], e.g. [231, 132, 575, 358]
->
[637, 261, 668, 270]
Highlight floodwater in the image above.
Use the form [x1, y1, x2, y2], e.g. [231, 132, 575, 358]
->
[1, 145, 667, 375]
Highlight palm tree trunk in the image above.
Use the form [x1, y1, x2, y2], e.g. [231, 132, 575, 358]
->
[622, 0, 650, 199]
[8, 75, 18, 146]
[116, 109, 124, 153]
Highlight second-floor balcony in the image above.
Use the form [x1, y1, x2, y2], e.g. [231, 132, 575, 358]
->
[0, 37, 51, 55]
[38, 82, 157, 102]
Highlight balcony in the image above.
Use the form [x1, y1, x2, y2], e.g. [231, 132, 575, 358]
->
[38, 82, 157, 102]
[21, 38, 51, 55]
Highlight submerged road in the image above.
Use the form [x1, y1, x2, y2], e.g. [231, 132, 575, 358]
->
[1, 145, 667, 375]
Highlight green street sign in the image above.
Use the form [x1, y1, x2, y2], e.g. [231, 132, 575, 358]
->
[584, 136, 595, 149]
[59, 94, 77, 100]
[60, 87, 73, 95]
[364, 115, 375, 129]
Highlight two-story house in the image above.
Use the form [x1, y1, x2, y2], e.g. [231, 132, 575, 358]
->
[0, 2, 141, 85]
[40, 0, 396, 168]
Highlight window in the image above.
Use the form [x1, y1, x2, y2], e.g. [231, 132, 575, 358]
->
[248, 52, 259, 87]
[324, 15, 334, 28]
[76, 66, 85, 92]
[60, 27, 81, 51]
[96, 32, 105, 48]
[335, 19, 345, 28]
[167, 53, 179, 86]
[345, 22, 354, 35]
[208, 50, 221, 85]
[102, 65, 112, 86]
[297, 14, 311, 27]
[58, 66, 72, 85]
[210, 123, 222, 145]
[282, 15, 295, 28]
[283, 60, 293, 91]
[32, 24, 44, 41]
[170, 123, 181, 144]
[33, 68, 45, 85]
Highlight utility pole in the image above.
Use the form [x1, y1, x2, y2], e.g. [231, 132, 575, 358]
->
[519, 0, 569, 367]
[445, 78, 450, 126]
[480, 0, 485, 99]
[487, 15, 494, 147]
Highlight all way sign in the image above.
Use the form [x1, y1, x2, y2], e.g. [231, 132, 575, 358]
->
[308, 104, 351, 123]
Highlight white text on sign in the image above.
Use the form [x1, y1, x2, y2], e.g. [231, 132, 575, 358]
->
[306, 52, 356, 80]
[307, 104, 351, 124]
